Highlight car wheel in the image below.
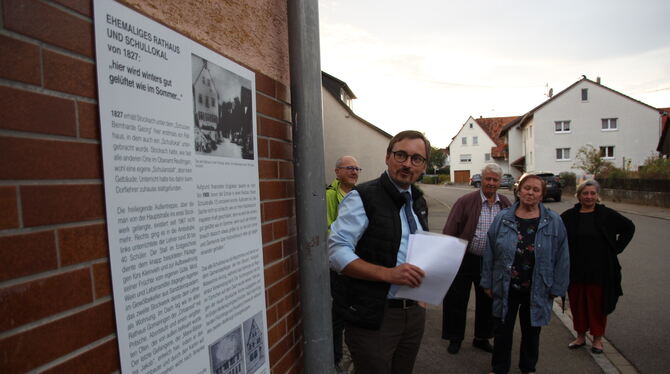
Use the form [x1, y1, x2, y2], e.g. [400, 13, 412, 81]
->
[554, 194, 561, 202]
[474, 182, 481, 188]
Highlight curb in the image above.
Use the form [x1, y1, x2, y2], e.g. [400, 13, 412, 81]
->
[552, 300, 639, 374]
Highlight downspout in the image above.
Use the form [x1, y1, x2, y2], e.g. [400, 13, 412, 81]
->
[287, 1, 334, 373]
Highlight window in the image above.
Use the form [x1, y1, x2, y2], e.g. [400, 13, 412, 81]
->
[556, 148, 570, 161]
[602, 118, 618, 130]
[485, 153, 491, 161]
[198, 94, 203, 104]
[462, 137, 467, 145]
[554, 120, 571, 133]
[581, 88, 588, 101]
[600, 146, 615, 159]
[473, 136, 478, 145]
[469, 123, 473, 128]
[460, 154, 472, 163]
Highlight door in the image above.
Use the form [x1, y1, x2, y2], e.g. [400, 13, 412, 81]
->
[454, 170, 470, 184]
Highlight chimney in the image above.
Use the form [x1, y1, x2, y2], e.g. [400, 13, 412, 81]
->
[596, 76, 601, 84]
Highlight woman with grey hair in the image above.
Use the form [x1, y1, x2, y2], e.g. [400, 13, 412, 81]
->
[560, 179, 635, 354]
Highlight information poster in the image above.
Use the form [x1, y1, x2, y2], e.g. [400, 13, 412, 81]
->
[93, 1, 269, 373]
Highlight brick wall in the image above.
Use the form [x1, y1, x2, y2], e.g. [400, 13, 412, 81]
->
[0, 1, 302, 373]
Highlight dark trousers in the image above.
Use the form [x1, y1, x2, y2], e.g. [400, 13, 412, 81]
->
[491, 290, 541, 374]
[330, 270, 345, 363]
[345, 303, 426, 374]
[442, 252, 493, 341]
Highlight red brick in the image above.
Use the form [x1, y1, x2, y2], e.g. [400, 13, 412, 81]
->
[21, 184, 105, 227]
[282, 236, 298, 257]
[273, 339, 301, 374]
[264, 257, 291, 287]
[0, 86, 77, 136]
[269, 332, 293, 365]
[269, 140, 293, 160]
[257, 94, 291, 122]
[263, 199, 293, 221]
[255, 71, 275, 97]
[259, 116, 292, 141]
[41, 338, 119, 374]
[0, 186, 19, 230]
[268, 273, 298, 305]
[0, 268, 93, 332]
[0, 137, 102, 180]
[58, 224, 108, 265]
[263, 241, 283, 265]
[276, 290, 300, 317]
[3, 0, 94, 57]
[92, 262, 112, 299]
[266, 304, 278, 327]
[261, 222, 273, 243]
[51, 0, 92, 17]
[258, 138, 269, 158]
[78, 101, 99, 139]
[273, 219, 289, 239]
[0, 35, 40, 85]
[0, 231, 57, 282]
[276, 82, 291, 104]
[259, 160, 278, 179]
[278, 161, 294, 179]
[260, 181, 291, 200]
[0, 301, 115, 374]
[43, 50, 96, 98]
[267, 319, 287, 350]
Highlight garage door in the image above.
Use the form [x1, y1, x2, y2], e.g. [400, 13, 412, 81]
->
[454, 170, 470, 184]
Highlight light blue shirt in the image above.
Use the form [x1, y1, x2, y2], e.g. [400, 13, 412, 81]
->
[328, 176, 423, 298]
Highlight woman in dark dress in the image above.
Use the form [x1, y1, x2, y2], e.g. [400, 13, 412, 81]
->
[561, 180, 635, 354]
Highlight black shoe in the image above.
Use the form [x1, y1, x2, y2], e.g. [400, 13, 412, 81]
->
[472, 338, 493, 353]
[447, 340, 462, 354]
[591, 346, 603, 354]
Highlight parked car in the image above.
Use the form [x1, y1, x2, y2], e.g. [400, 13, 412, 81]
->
[500, 173, 514, 189]
[513, 171, 562, 202]
[470, 174, 481, 188]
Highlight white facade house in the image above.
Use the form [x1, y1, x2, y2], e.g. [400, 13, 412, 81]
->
[322, 72, 392, 185]
[503, 77, 662, 178]
[448, 116, 518, 183]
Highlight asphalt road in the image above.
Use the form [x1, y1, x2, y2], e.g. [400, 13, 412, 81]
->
[420, 183, 670, 374]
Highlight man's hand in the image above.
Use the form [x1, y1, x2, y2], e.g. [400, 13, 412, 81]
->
[383, 263, 425, 288]
[341, 259, 425, 287]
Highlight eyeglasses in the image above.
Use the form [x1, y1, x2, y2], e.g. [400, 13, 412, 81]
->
[337, 166, 362, 172]
[390, 150, 426, 166]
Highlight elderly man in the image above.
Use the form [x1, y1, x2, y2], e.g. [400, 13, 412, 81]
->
[329, 130, 430, 374]
[442, 164, 512, 354]
[326, 156, 361, 229]
[325, 155, 361, 371]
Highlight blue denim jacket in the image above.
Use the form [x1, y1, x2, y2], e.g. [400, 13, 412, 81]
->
[480, 202, 570, 326]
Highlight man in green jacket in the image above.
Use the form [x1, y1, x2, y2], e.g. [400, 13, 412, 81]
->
[326, 155, 360, 372]
[326, 156, 361, 229]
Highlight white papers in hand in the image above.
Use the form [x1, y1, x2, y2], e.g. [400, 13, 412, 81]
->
[394, 232, 467, 305]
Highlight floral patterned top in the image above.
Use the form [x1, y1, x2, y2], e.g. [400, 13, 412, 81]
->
[510, 216, 540, 293]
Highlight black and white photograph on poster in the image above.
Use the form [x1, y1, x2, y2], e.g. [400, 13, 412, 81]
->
[209, 326, 245, 374]
[242, 312, 266, 374]
[192, 54, 254, 160]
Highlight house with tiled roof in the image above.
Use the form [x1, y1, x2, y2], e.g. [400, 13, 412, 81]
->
[447, 115, 519, 183]
[500, 76, 663, 177]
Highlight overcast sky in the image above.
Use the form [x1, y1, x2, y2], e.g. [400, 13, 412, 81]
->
[319, 0, 670, 148]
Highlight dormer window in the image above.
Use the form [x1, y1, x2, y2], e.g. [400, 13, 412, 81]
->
[340, 88, 352, 108]
[581, 88, 588, 101]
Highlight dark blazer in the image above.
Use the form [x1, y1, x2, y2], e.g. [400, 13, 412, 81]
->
[561, 203, 635, 314]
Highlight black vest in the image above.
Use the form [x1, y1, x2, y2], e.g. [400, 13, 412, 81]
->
[336, 172, 428, 329]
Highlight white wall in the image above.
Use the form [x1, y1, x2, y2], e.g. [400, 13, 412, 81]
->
[532, 80, 660, 177]
[322, 87, 391, 185]
[449, 117, 498, 182]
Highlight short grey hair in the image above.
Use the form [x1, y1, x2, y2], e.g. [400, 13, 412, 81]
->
[576, 179, 601, 197]
[481, 163, 503, 177]
[335, 155, 357, 168]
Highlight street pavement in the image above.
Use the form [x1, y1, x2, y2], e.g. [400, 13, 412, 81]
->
[337, 184, 670, 373]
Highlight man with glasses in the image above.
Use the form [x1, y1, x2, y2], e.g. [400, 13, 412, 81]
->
[326, 155, 360, 372]
[329, 130, 430, 374]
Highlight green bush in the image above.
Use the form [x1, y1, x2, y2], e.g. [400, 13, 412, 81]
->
[422, 175, 440, 184]
[559, 172, 576, 193]
[439, 174, 450, 184]
[639, 155, 670, 179]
